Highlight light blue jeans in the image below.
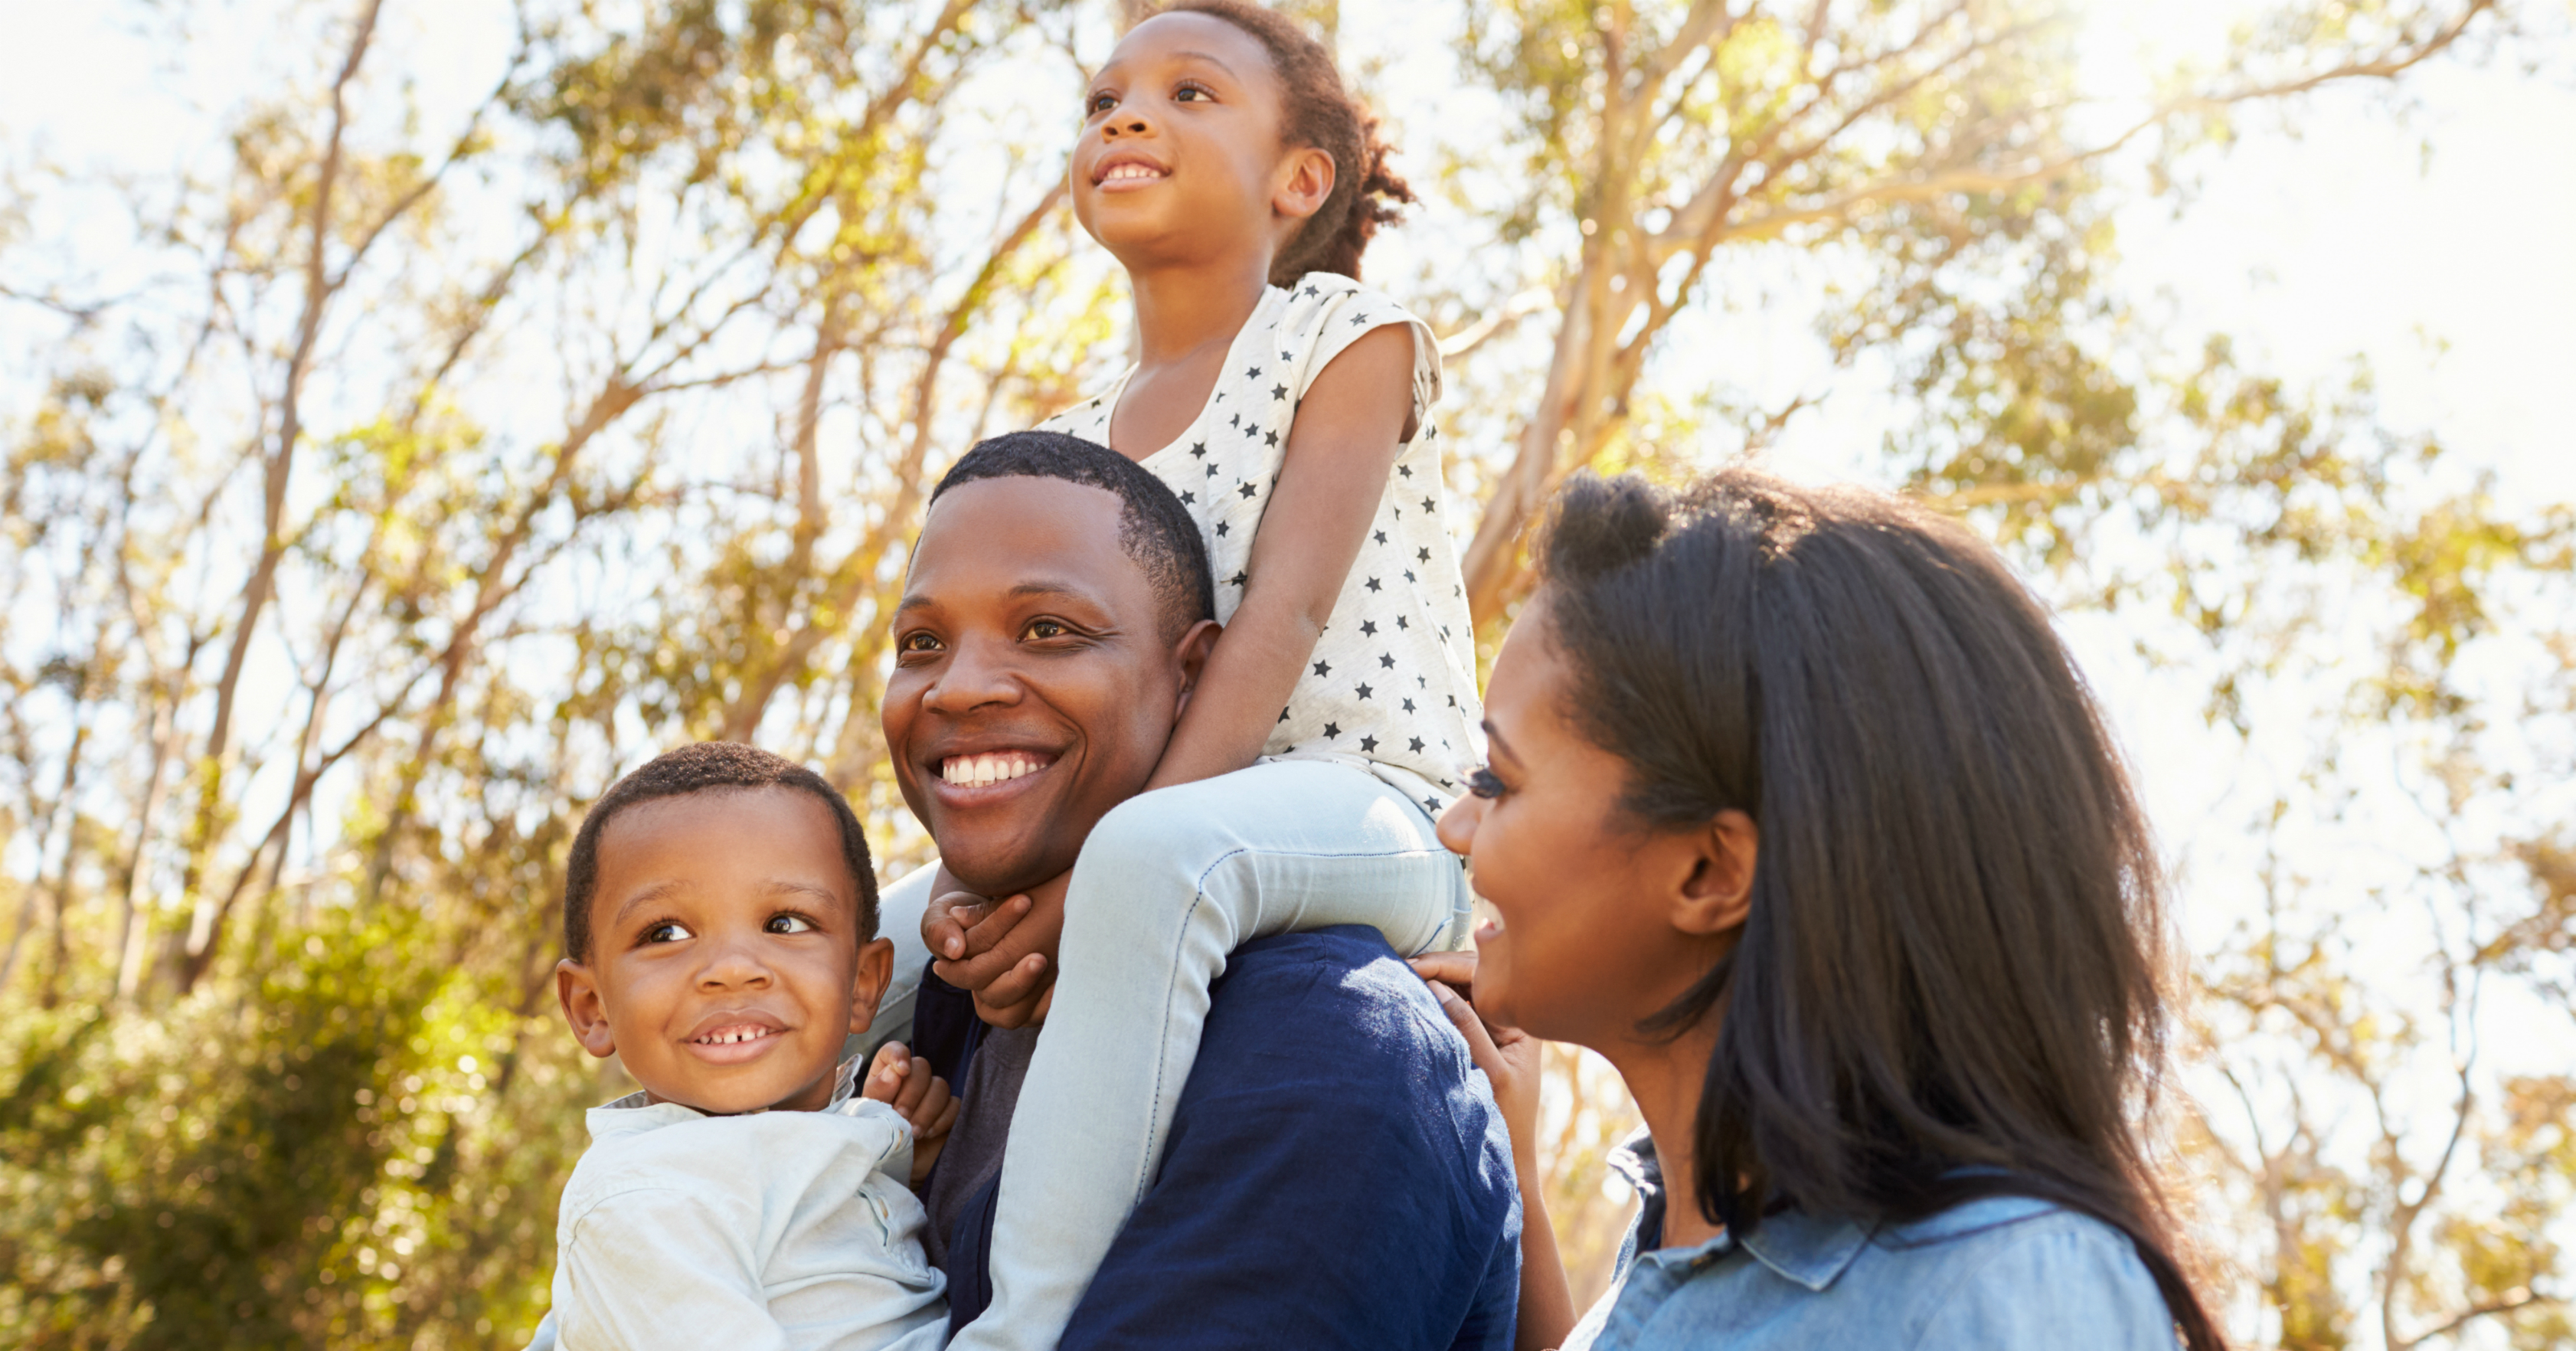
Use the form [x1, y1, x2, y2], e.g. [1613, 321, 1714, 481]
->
[945, 757, 1472, 1351]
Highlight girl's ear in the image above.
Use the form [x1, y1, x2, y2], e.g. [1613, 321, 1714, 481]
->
[557, 960, 619, 1058]
[1271, 145, 1335, 224]
[1170, 617, 1222, 718]
[1669, 808, 1759, 938]
[846, 937, 897, 1035]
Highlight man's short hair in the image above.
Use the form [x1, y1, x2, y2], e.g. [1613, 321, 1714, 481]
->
[561, 742, 877, 964]
[930, 431, 1216, 643]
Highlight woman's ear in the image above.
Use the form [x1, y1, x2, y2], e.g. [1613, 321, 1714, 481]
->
[1271, 145, 1335, 224]
[557, 960, 619, 1059]
[1170, 617, 1222, 718]
[1671, 808, 1759, 937]
[846, 936, 897, 1035]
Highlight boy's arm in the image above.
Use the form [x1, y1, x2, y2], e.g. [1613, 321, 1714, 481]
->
[1142, 324, 1417, 790]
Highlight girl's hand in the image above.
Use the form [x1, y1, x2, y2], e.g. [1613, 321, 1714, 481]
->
[927, 888, 1061, 1029]
[863, 1041, 960, 1186]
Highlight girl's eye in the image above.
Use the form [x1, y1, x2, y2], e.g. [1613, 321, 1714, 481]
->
[1174, 83, 1212, 102]
[642, 921, 695, 944]
[1087, 90, 1117, 115]
[765, 914, 816, 935]
[1464, 766, 1508, 800]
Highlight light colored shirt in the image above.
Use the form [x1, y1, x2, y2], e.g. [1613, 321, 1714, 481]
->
[1038, 273, 1484, 819]
[1564, 1133, 2183, 1351]
[526, 1057, 946, 1351]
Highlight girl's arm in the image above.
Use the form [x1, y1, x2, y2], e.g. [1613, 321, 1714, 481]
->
[1140, 323, 1417, 790]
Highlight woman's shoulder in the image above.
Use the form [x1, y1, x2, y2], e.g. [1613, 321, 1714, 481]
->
[1865, 1198, 2179, 1349]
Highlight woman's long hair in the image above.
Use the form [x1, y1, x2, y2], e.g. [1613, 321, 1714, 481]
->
[1533, 468, 2224, 1351]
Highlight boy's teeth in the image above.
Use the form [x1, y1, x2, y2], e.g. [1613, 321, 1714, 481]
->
[942, 752, 1045, 787]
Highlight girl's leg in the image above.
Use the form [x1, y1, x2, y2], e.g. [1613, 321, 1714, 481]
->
[946, 760, 1470, 1351]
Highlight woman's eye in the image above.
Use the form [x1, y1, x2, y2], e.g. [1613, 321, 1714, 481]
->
[1465, 767, 1508, 800]
[765, 914, 815, 935]
[642, 921, 695, 944]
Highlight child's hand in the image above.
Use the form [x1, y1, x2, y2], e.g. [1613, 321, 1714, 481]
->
[862, 1041, 959, 1186]
[927, 889, 1062, 1030]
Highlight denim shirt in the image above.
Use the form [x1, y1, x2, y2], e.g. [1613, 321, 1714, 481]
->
[1563, 1134, 2181, 1351]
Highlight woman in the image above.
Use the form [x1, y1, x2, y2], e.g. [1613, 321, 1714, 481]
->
[1416, 469, 2225, 1350]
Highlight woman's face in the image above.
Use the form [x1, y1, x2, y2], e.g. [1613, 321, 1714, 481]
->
[1437, 596, 1739, 1050]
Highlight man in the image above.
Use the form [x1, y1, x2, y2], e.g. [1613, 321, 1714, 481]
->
[871, 430, 1520, 1349]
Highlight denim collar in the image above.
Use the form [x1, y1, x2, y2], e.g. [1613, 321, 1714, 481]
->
[591, 1052, 867, 1135]
[1610, 1131, 1872, 1293]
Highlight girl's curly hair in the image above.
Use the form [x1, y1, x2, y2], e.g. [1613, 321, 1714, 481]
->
[1160, 1, 1416, 287]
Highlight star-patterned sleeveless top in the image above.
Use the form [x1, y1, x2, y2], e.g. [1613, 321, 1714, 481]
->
[1038, 273, 1483, 819]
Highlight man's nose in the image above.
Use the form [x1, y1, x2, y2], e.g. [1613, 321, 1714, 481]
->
[923, 635, 1022, 715]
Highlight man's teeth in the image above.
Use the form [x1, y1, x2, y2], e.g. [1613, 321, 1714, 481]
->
[942, 752, 1047, 787]
[696, 1026, 775, 1045]
[1103, 162, 1163, 182]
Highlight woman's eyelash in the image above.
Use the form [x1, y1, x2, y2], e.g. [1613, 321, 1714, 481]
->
[1464, 766, 1506, 799]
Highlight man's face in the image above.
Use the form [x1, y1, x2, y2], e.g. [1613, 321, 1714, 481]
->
[884, 476, 1208, 895]
[555, 787, 892, 1116]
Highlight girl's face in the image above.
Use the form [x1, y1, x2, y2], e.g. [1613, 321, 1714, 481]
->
[1071, 13, 1328, 270]
[1436, 596, 1744, 1050]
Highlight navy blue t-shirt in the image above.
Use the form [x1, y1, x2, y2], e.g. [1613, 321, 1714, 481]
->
[921, 926, 1522, 1350]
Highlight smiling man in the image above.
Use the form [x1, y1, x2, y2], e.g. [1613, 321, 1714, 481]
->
[879, 430, 1521, 1349]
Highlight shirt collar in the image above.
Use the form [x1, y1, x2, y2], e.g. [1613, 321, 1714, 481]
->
[590, 1053, 867, 1138]
[1609, 1130, 1873, 1293]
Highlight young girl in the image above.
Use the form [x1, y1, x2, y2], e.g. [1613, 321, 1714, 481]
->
[928, 3, 1481, 1347]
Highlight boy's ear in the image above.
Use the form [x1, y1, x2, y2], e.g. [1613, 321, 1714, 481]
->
[846, 936, 897, 1036]
[1668, 808, 1759, 939]
[1169, 618, 1221, 717]
[1271, 145, 1335, 224]
[557, 960, 619, 1059]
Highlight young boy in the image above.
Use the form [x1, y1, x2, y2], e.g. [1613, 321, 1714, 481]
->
[527, 741, 954, 1351]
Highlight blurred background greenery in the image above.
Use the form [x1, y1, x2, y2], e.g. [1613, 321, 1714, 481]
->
[0, 0, 2569, 1346]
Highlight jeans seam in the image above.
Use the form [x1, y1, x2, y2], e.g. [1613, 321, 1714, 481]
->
[1135, 841, 1461, 1206]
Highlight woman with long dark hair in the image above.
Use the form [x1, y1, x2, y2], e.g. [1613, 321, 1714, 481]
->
[1416, 468, 2225, 1349]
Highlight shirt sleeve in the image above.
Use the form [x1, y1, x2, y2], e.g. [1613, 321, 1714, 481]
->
[1911, 1216, 2182, 1351]
[1298, 282, 1443, 435]
[554, 1186, 796, 1351]
[1058, 947, 1521, 1351]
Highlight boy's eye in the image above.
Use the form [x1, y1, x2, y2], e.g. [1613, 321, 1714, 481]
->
[642, 921, 695, 944]
[1464, 766, 1507, 800]
[765, 914, 816, 935]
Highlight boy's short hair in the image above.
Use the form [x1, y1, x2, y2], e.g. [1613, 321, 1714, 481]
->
[561, 743, 877, 964]
[930, 430, 1216, 644]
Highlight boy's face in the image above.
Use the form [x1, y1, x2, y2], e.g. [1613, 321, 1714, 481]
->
[554, 787, 892, 1116]
[884, 476, 1211, 896]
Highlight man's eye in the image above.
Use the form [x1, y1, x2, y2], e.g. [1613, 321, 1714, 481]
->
[1025, 619, 1070, 640]
[898, 630, 942, 654]
[1464, 767, 1507, 800]
[642, 921, 695, 944]
[766, 914, 815, 935]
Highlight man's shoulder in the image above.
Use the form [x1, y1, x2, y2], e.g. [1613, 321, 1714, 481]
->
[1207, 926, 1449, 1059]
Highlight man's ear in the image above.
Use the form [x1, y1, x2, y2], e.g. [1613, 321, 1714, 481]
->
[1169, 618, 1222, 718]
[846, 936, 897, 1036]
[557, 960, 619, 1059]
[1270, 145, 1335, 224]
[1669, 808, 1759, 938]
